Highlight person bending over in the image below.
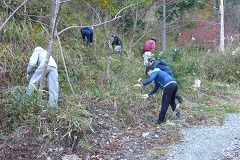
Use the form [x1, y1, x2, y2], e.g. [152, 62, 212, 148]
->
[142, 37, 156, 66]
[134, 65, 180, 124]
[26, 46, 59, 107]
[111, 34, 123, 53]
[148, 57, 183, 103]
[81, 27, 94, 46]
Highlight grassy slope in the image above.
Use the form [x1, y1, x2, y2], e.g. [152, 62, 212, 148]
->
[0, 1, 240, 159]
[1, 36, 240, 158]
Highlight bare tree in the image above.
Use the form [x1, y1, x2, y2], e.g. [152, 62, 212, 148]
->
[49, 0, 57, 33]
[162, 0, 166, 52]
[39, 0, 60, 93]
[127, 2, 139, 57]
[219, 0, 224, 52]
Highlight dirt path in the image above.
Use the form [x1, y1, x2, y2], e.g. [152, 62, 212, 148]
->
[94, 113, 240, 160]
[165, 113, 240, 160]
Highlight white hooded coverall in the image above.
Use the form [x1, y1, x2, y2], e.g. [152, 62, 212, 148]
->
[26, 46, 59, 107]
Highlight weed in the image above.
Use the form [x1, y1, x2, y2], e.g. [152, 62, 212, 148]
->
[1, 11, 240, 158]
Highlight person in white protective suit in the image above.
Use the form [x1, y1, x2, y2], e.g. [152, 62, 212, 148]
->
[26, 46, 59, 107]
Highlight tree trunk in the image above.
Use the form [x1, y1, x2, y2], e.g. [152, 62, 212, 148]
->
[103, 12, 108, 51]
[39, 0, 60, 92]
[128, 2, 138, 57]
[162, 0, 166, 52]
[50, 0, 57, 33]
[219, 0, 224, 52]
[91, 13, 97, 55]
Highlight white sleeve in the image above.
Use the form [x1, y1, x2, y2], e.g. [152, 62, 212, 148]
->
[26, 52, 39, 74]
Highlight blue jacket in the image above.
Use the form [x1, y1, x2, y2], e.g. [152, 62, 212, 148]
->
[152, 59, 173, 77]
[142, 68, 175, 95]
[112, 35, 122, 46]
[81, 27, 93, 43]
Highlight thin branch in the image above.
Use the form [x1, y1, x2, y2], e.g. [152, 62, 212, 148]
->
[113, 0, 146, 19]
[57, 35, 75, 94]
[114, 3, 136, 19]
[132, 21, 159, 48]
[83, 0, 102, 23]
[60, 0, 71, 3]
[132, 1, 178, 47]
[57, 2, 140, 36]
[0, 0, 29, 31]
[4, 0, 52, 18]
[57, 16, 121, 36]
[26, 17, 51, 28]
[2, 0, 52, 28]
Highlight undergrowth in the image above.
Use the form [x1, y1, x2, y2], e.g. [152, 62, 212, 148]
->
[1, 18, 240, 157]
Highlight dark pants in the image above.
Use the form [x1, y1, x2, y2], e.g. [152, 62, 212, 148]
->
[158, 83, 178, 122]
[81, 29, 92, 45]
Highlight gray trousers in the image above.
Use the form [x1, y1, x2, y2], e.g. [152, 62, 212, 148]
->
[114, 45, 122, 53]
[143, 51, 152, 66]
[27, 66, 59, 107]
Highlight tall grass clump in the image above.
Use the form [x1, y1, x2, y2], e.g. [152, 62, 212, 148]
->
[0, 85, 94, 150]
[192, 49, 240, 84]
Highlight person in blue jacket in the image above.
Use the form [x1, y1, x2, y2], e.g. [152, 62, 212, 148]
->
[81, 27, 94, 46]
[111, 34, 122, 53]
[134, 65, 180, 124]
[148, 57, 183, 103]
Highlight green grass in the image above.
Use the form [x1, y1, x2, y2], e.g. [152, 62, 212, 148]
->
[1, 17, 240, 156]
[195, 104, 217, 112]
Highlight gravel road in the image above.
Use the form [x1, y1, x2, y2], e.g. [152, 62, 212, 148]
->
[166, 113, 240, 160]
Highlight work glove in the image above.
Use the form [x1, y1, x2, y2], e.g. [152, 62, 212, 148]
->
[137, 78, 142, 82]
[134, 84, 142, 88]
[26, 74, 30, 81]
[142, 94, 149, 99]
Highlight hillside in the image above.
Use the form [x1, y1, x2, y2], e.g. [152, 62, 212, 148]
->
[0, 0, 240, 159]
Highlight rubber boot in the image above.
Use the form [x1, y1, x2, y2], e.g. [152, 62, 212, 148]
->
[158, 113, 165, 122]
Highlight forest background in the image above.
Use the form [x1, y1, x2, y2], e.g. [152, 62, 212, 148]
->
[0, 0, 240, 159]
